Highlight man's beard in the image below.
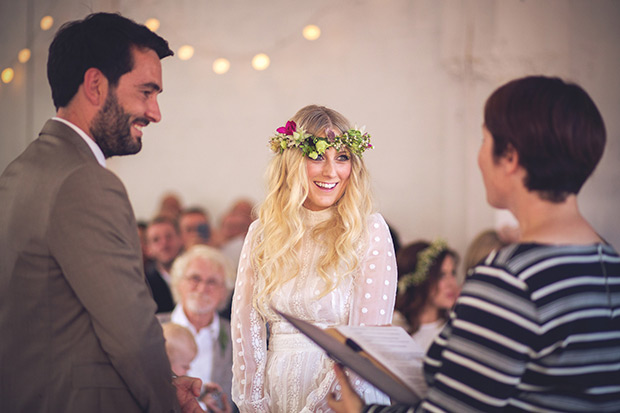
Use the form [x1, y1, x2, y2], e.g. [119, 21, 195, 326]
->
[90, 89, 147, 158]
[185, 293, 218, 315]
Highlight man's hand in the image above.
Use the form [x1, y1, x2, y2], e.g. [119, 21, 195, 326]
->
[173, 376, 205, 413]
[327, 364, 364, 413]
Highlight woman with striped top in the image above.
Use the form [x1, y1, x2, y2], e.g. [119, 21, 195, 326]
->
[328, 76, 620, 412]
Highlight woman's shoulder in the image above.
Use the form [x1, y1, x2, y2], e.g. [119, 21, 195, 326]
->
[475, 242, 619, 284]
[366, 212, 389, 229]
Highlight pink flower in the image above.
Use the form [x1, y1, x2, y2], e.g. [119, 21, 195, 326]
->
[326, 128, 336, 143]
[276, 121, 297, 135]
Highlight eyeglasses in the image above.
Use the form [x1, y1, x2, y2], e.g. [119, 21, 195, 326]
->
[183, 275, 223, 289]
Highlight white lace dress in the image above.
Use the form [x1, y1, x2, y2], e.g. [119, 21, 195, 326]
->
[231, 208, 397, 413]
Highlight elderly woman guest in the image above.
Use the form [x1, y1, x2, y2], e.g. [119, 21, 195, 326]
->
[328, 76, 620, 412]
[394, 240, 460, 351]
[231, 105, 398, 412]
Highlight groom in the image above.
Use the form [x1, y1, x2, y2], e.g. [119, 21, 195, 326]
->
[0, 13, 203, 413]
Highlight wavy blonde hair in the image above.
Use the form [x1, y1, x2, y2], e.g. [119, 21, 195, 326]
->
[252, 105, 374, 314]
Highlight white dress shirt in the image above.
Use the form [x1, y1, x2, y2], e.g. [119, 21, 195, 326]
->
[170, 305, 219, 384]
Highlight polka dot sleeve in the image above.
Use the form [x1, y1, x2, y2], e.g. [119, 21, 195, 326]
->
[349, 213, 397, 326]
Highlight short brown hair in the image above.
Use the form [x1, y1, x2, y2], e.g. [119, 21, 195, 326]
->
[484, 76, 606, 202]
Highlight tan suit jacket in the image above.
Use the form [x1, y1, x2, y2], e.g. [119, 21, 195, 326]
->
[0, 120, 180, 412]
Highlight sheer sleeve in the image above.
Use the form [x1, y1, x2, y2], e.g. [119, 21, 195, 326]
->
[231, 222, 270, 413]
[349, 213, 398, 326]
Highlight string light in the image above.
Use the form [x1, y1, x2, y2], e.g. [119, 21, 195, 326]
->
[2, 15, 327, 84]
[145, 18, 160, 32]
[251, 53, 270, 71]
[213, 58, 230, 74]
[1, 68, 15, 84]
[302, 25, 321, 41]
[178, 45, 194, 61]
[18, 48, 31, 63]
[40, 16, 54, 31]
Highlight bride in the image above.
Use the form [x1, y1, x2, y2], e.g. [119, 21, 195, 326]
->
[231, 105, 397, 412]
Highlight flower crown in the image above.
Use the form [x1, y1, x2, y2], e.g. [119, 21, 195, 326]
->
[269, 121, 372, 159]
[398, 238, 448, 293]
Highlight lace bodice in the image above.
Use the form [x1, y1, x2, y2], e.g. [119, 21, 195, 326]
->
[231, 209, 397, 412]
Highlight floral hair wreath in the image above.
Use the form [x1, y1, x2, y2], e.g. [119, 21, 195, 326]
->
[397, 238, 448, 293]
[269, 121, 372, 159]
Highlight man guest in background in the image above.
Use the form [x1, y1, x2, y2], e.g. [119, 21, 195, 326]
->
[146, 215, 184, 313]
[0, 12, 203, 413]
[169, 245, 238, 412]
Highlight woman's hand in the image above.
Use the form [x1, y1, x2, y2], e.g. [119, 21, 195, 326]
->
[327, 364, 365, 413]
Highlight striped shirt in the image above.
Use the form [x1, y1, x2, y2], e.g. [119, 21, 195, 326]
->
[365, 243, 620, 413]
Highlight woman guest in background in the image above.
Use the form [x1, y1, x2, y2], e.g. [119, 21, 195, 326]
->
[231, 105, 398, 412]
[328, 76, 620, 412]
[393, 240, 460, 351]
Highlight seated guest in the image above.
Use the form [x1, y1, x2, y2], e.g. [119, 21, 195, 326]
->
[179, 207, 212, 249]
[394, 240, 460, 351]
[328, 76, 620, 412]
[137, 220, 154, 270]
[157, 192, 183, 220]
[146, 215, 183, 313]
[169, 245, 237, 411]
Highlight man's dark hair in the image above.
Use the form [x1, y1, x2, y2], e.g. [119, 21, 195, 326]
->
[47, 12, 173, 110]
[484, 76, 606, 202]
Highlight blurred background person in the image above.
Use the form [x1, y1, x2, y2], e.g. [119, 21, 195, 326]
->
[146, 215, 183, 313]
[394, 240, 460, 351]
[162, 322, 198, 377]
[137, 220, 155, 271]
[179, 207, 212, 249]
[157, 192, 183, 221]
[169, 245, 237, 411]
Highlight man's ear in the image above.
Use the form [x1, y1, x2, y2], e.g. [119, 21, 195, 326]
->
[501, 144, 520, 175]
[82, 68, 108, 107]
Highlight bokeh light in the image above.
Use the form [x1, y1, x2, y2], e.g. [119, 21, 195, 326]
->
[145, 18, 160, 32]
[178, 45, 195, 61]
[251, 53, 270, 71]
[213, 58, 230, 74]
[1, 68, 15, 84]
[40, 16, 54, 31]
[303, 25, 321, 41]
[18, 48, 31, 63]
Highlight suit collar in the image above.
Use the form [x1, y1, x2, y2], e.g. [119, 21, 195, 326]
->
[40, 119, 105, 167]
[49, 117, 106, 167]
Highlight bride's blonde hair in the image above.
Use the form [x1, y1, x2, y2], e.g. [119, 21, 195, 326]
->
[252, 105, 374, 314]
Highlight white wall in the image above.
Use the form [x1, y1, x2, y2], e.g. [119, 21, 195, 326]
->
[1, 0, 619, 261]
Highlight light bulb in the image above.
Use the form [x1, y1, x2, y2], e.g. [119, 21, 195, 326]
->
[303, 25, 321, 41]
[18, 48, 31, 63]
[40, 16, 54, 31]
[213, 58, 230, 74]
[145, 18, 160, 32]
[252, 53, 270, 71]
[1, 68, 15, 84]
[178, 45, 195, 61]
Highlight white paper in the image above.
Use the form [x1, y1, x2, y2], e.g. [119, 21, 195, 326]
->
[335, 325, 428, 397]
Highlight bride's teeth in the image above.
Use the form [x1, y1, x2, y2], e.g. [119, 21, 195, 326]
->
[316, 182, 336, 189]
